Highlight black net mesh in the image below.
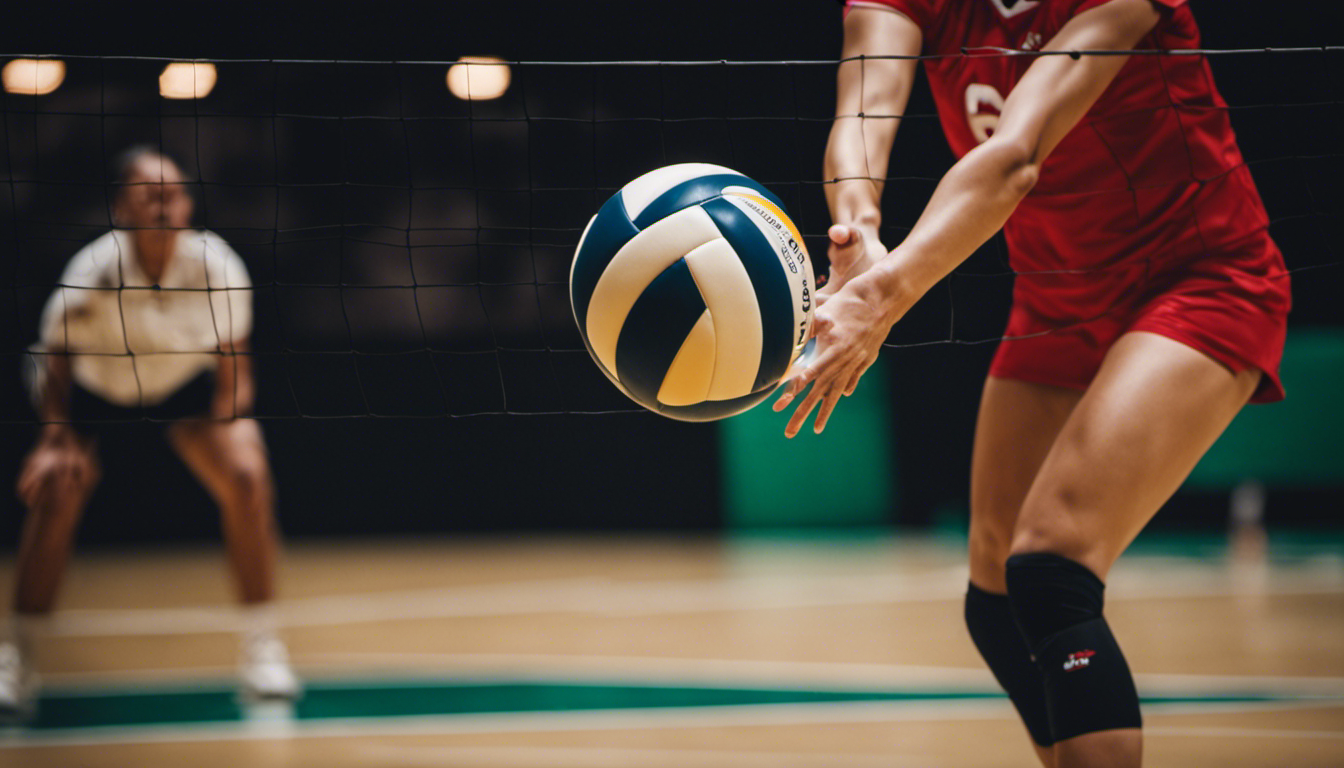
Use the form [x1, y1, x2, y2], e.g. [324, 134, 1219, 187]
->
[1, 49, 1339, 423]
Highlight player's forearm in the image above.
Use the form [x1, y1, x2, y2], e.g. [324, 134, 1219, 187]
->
[826, 5, 919, 229]
[864, 137, 1039, 317]
[38, 352, 73, 424]
[213, 342, 255, 418]
[213, 376, 254, 418]
[36, 352, 77, 441]
[852, 0, 1159, 318]
[823, 82, 906, 229]
[213, 372, 255, 418]
[824, 124, 887, 229]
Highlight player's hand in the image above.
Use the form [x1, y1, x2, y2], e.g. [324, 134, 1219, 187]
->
[16, 428, 95, 509]
[817, 223, 887, 308]
[772, 273, 899, 437]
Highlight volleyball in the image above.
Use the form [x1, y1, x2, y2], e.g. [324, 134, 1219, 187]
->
[570, 163, 815, 422]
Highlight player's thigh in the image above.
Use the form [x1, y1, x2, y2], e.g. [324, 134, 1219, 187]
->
[167, 419, 272, 501]
[1011, 331, 1260, 579]
[969, 376, 1082, 592]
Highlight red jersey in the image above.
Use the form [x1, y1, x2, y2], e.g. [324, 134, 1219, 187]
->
[853, 0, 1271, 268]
[843, 0, 1291, 401]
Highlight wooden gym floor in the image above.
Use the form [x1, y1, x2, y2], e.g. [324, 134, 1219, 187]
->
[0, 531, 1341, 767]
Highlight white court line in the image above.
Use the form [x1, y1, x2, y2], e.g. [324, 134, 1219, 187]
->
[353, 744, 939, 768]
[2, 698, 1339, 750]
[0, 700, 1020, 749]
[1148, 725, 1344, 740]
[298, 652, 998, 690]
[40, 560, 1344, 638]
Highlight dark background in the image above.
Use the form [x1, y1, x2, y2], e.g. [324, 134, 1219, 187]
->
[1, 1, 1339, 545]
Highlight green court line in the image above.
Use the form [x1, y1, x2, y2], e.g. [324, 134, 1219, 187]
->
[14, 680, 1332, 733]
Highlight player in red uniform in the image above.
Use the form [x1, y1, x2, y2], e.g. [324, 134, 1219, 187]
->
[776, 1, 1290, 766]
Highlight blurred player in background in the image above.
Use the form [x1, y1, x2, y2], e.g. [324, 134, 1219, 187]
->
[778, 1, 1291, 766]
[2, 147, 299, 718]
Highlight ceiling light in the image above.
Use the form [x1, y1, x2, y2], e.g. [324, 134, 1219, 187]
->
[447, 56, 510, 101]
[160, 62, 217, 99]
[3, 59, 65, 96]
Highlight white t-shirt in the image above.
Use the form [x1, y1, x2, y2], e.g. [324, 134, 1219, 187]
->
[38, 229, 253, 406]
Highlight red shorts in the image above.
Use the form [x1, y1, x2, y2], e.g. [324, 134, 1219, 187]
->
[989, 231, 1292, 403]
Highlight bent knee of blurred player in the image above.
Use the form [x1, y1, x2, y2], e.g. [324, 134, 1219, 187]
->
[3, 147, 298, 718]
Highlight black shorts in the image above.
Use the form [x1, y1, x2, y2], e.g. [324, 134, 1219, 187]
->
[70, 371, 214, 437]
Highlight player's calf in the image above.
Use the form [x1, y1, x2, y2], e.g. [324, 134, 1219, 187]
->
[965, 583, 1054, 748]
[13, 449, 98, 616]
[223, 461, 271, 516]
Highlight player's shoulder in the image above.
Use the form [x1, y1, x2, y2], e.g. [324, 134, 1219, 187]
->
[845, 0, 951, 30]
[178, 229, 242, 262]
[61, 230, 126, 285]
[178, 228, 233, 253]
[180, 229, 251, 282]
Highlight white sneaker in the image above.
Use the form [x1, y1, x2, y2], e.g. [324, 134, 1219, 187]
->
[0, 642, 38, 722]
[238, 633, 301, 701]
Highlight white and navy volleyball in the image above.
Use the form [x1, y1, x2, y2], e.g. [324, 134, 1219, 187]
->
[570, 163, 815, 422]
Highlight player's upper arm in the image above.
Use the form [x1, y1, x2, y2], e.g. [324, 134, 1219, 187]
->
[37, 238, 108, 349]
[203, 231, 254, 343]
[835, 4, 922, 122]
[827, 3, 923, 209]
[993, 0, 1162, 166]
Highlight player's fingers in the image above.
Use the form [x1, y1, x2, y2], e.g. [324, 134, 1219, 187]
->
[784, 375, 833, 438]
[784, 393, 820, 438]
[844, 356, 876, 396]
[843, 367, 863, 396]
[812, 386, 841, 434]
[785, 349, 854, 436]
[773, 350, 823, 409]
[778, 315, 848, 418]
[774, 366, 812, 412]
[828, 228, 865, 262]
[809, 313, 833, 344]
[772, 374, 807, 411]
[815, 362, 861, 432]
[778, 317, 833, 403]
[814, 285, 832, 308]
[828, 223, 854, 246]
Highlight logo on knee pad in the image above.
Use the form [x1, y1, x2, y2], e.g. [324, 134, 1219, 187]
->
[1063, 649, 1096, 671]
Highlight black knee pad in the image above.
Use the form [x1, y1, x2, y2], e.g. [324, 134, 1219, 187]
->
[1005, 552, 1142, 741]
[965, 583, 1053, 747]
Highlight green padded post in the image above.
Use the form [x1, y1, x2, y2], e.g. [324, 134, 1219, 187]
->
[721, 358, 897, 528]
[1186, 328, 1344, 489]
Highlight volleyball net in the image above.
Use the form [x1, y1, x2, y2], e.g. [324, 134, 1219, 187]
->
[1, 49, 1339, 422]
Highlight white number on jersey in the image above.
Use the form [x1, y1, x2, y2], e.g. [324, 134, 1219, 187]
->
[964, 83, 1005, 144]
